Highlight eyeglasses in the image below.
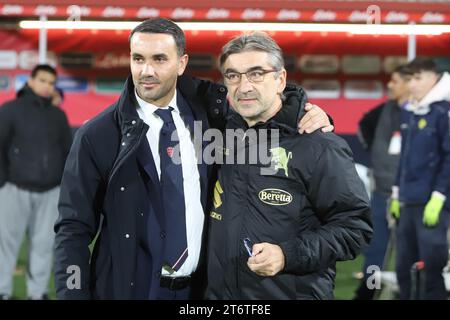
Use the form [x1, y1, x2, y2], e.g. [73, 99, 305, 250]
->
[223, 69, 279, 84]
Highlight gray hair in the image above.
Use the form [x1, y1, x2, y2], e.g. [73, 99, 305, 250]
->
[219, 32, 285, 72]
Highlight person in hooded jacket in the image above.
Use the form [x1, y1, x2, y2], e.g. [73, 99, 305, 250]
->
[390, 57, 450, 300]
[0, 64, 72, 300]
[205, 32, 373, 300]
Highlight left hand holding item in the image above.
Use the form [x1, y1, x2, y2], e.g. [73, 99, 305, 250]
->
[247, 242, 285, 276]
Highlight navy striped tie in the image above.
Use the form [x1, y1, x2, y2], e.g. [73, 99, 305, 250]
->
[154, 107, 188, 272]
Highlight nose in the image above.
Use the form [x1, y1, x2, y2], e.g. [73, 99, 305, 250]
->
[237, 74, 254, 93]
[45, 84, 53, 94]
[141, 63, 155, 76]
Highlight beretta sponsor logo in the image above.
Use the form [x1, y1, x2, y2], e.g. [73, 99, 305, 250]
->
[258, 188, 292, 206]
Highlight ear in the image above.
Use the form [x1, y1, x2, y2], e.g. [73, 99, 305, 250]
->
[177, 54, 189, 76]
[277, 68, 287, 94]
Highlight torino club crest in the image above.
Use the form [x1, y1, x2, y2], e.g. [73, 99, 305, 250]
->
[166, 147, 174, 158]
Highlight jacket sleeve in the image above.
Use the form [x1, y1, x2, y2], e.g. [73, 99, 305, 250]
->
[393, 152, 403, 197]
[179, 75, 229, 131]
[54, 129, 103, 299]
[281, 84, 307, 129]
[0, 103, 13, 188]
[58, 109, 73, 161]
[357, 103, 384, 150]
[433, 108, 450, 196]
[279, 138, 372, 274]
[393, 109, 411, 192]
[280, 84, 335, 131]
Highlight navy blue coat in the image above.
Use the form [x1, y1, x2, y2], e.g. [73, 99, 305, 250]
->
[396, 100, 450, 208]
[54, 75, 228, 299]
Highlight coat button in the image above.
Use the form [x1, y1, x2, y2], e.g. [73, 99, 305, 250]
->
[160, 231, 166, 239]
[120, 187, 125, 191]
[126, 133, 131, 137]
[130, 282, 134, 286]
[219, 87, 225, 92]
[132, 120, 136, 125]
[216, 99, 222, 104]
[140, 212, 144, 217]
[121, 142, 126, 146]
[213, 108, 220, 115]
[125, 233, 130, 238]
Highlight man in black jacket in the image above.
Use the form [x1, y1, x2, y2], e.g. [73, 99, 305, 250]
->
[0, 64, 72, 300]
[353, 65, 411, 300]
[206, 32, 372, 299]
[53, 18, 332, 300]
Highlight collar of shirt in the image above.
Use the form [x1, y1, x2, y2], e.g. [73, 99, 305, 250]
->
[134, 89, 180, 118]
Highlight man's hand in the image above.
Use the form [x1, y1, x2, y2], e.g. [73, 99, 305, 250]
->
[247, 242, 285, 276]
[389, 198, 400, 219]
[298, 103, 334, 134]
[423, 194, 445, 227]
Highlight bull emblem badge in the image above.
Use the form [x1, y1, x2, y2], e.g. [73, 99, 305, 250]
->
[269, 147, 292, 177]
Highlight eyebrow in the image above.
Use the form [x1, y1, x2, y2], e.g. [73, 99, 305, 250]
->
[152, 53, 168, 60]
[131, 53, 169, 60]
[224, 66, 266, 73]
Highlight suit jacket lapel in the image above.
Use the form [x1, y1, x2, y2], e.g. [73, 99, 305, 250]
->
[177, 92, 209, 209]
[136, 139, 165, 226]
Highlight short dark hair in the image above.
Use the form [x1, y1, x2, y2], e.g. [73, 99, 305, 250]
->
[31, 64, 57, 78]
[392, 64, 412, 79]
[407, 57, 440, 74]
[129, 18, 186, 56]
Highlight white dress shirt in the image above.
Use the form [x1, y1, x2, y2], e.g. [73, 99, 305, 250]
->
[135, 90, 204, 277]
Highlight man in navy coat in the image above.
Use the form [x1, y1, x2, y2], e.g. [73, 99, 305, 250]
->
[54, 18, 332, 300]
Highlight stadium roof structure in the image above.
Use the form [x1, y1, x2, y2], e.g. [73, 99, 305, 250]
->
[0, 0, 449, 23]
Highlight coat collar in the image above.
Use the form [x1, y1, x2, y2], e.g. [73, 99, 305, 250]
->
[116, 75, 218, 130]
[227, 83, 306, 136]
[406, 72, 450, 115]
[17, 84, 52, 107]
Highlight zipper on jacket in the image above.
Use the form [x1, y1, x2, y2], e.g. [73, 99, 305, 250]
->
[237, 141, 252, 299]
